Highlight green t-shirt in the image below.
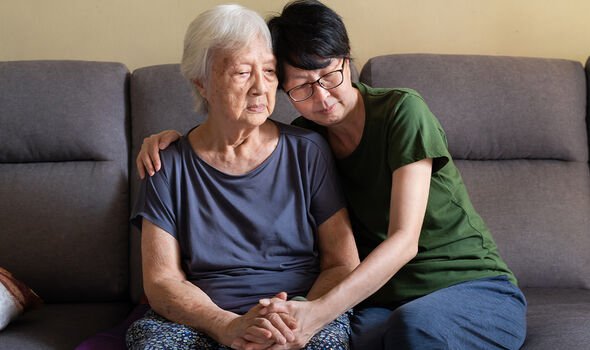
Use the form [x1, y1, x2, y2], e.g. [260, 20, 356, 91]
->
[293, 82, 516, 307]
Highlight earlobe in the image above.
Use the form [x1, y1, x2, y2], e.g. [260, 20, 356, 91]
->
[193, 79, 207, 98]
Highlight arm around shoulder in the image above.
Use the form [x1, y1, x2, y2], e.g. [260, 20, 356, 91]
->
[136, 130, 182, 179]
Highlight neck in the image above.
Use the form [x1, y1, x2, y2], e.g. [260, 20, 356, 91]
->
[189, 118, 279, 175]
[195, 118, 261, 153]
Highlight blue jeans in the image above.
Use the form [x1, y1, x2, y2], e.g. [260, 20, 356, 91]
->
[351, 275, 527, 350]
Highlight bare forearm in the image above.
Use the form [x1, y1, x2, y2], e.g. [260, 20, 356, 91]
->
[314, 159, 430, 318]
[306, 264, 355, 301]
[259, 234, 416, 340]
[308, 208, 360, 303]
[146, 278, 237, 344]
[315, 232, 417, 321]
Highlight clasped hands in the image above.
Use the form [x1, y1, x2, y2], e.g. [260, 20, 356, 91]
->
[227, 292, 318, 350]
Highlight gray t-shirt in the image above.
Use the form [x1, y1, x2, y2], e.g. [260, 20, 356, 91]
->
[131, 122, 346, 314]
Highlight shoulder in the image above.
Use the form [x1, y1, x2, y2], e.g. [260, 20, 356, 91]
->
[393, 89, 432, 115]
[358, 83, 439, 128]
[153, 137, 188, 180]
[356, 82, 428, 112]
[158, 138, 185, 163]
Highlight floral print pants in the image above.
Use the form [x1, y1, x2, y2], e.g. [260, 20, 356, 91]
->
[126, 308, 351, 350]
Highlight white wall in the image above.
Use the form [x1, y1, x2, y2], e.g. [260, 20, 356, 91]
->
[1, 0, 588, 70]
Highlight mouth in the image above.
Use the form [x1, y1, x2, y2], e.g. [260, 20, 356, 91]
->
[247, 104, 266, 113]
[318, 103, 336, 114]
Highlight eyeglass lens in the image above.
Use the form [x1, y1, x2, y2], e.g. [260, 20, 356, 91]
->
[288, 60, 345, 102]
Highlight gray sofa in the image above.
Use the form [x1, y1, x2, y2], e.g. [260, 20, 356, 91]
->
[1, 54, 589, 349]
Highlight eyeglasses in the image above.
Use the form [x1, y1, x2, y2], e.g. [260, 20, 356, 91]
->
[286, 59, 346, 102]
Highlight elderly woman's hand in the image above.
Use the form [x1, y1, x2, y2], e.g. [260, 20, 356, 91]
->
[260, 296, 319, 350]
[226, 292, 297, 350]
[136, 129, 182, 179]
[231, 295, 319, 350]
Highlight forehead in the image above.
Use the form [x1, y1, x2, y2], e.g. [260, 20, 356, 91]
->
[283, 58, 340, 80]
[214, 37, 275, 68]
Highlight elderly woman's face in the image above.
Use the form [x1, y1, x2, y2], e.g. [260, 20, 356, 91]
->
[199, 36, 278, 126]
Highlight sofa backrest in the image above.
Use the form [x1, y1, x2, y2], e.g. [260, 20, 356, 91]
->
[360, 54, 590, 289]
[0, 61, 130, 302]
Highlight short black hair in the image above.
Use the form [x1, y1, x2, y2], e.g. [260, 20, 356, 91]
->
[267, 0, 351, 86]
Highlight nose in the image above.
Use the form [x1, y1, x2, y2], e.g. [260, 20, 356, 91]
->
[311, 82, 330, 102]
[251, 70, 268, 96]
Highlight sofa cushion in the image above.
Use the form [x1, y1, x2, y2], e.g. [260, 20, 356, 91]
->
[0, 61, 130, 302]
[521, 288, 590, 349]
[456, 160, 590, 288]
[128, 64, 202, 302]
[0, 61, 129, 164]
[0, 302, 132, 350]
[359, 54, 590, 289]
[360, 54, 588, 162]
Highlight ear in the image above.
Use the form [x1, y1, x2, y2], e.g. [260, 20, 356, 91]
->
[193, 79, 207, 99]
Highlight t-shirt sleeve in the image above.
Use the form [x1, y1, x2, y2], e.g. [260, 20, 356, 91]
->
[387, 93, 450, 174]
[307, 136, 347, 226]
[130, 155, 178, 238]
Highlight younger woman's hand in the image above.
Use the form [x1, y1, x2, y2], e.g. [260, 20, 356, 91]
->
[136, 129, 182, 178]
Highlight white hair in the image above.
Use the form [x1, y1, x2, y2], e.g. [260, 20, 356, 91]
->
[180, 4, 273, 115]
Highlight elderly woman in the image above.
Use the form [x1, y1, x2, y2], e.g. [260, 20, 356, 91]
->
[137, 1, 527, 350]
[126, 4, 359, 350]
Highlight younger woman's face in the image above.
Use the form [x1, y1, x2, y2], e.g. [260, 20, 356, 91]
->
[282, 58, 356, 127]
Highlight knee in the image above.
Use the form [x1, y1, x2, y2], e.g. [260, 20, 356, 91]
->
[384, 306, 448, 349]
[125, 313, 162, 349]
[125, 318, 145, 350]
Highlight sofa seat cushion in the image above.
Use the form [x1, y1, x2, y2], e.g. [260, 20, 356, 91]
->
[522, 288, 590, 349]
[0, 302, 132, 350]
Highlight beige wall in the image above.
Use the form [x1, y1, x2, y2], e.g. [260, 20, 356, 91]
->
[1, 0, 589, 71]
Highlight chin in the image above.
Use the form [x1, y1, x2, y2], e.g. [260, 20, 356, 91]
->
[245, 114, 270, 126]
[312, 113, 343, 126]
